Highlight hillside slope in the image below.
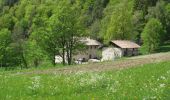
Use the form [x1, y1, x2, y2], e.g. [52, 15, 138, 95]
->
[0, 60, 170, 99]
[16, 52, 170, 75]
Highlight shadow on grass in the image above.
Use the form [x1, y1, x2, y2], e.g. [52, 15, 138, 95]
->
[156, 42, 170, 53]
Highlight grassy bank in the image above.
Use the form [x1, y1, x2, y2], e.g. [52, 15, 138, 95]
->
[157, 41, 170, 53]
[0, 61, 170, 100]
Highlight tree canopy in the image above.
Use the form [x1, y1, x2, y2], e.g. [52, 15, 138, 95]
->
[141, 18, 165, 53]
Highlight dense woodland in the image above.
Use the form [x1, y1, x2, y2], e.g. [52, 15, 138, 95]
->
[0, 0, 170, 68]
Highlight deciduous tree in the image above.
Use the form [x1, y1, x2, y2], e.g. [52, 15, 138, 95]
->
[141, 18, 165, 53]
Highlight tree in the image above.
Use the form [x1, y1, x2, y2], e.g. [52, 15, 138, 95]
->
[4, 0, 18, 7]
[165, 3, 170, 40]
[133, 0, 158, 15]
[146, 1, 170, 42]
[49, 3, 84, 65]
[103, 0, 133, 43]
[35, 1, 84, 66]
[24, 40, 47, 67]
[146, 1, 166, 27]
[141, 18, 165, 53]
[0, 29, 11, 67]
[132, 10, 145, 44]
[0, 14, 14, 30]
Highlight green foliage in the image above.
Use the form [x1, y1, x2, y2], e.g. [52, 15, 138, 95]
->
[146, 1, 167, 32]
[0, 29, 11, 67]
[102, 0, 134, 43]
[133, 0, 170, 44]
[133, 0, 158, 14]
[165, 3, 170, 40]
[132, 10, 145, 43]
[55, 4, 84, 65]
[141, 18, 165, 53]
[24, 40, 48, 67]
[0, 14, 14, 30]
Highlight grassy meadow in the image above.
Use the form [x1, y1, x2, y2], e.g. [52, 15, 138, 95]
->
[0, 61, 170, 100]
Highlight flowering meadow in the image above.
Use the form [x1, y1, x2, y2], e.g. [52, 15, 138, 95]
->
[0, 61, 170, 100]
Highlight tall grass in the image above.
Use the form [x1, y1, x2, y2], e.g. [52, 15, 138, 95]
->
[0, 61, 170, 100]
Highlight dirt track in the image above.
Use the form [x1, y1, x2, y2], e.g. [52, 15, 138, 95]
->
[19, 52, 170, 75]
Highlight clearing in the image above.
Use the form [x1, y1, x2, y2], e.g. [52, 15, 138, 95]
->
[18, 52, 170, 75]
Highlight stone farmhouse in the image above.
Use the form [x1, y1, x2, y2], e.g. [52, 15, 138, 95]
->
[55, 38, 141, 63]
[73, 38, 102, 62]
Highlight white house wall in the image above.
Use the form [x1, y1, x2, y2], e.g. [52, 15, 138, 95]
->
[88, 46, 98, 59]
[102, 47, 123, 61]
[73, 45, 99, 61]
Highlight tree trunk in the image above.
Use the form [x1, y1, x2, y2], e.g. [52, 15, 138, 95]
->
[21, 47, 28, 68]
[21, 53, 28, 68]
[67, 49, 71, 65]
[52, 54, 56, 66]
[66, 41, 73, 65]
[4, 51, 7, 68]
[62, 48, 66, 65]
[68, 44, 73, 65]
[34, 58, 39, 68]
[68, 50, 72, 65]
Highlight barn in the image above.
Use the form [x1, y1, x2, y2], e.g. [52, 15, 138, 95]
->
[101, 40, 140, 61]
[110, 40, 141, 56]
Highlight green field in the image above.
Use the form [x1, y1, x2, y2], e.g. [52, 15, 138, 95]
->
[0, 61, 170, 100]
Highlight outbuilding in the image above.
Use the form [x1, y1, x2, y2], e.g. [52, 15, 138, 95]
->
[110, 40, 141, 56]
[101, 47, 121, 61]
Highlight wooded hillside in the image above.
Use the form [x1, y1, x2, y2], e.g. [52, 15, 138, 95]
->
[0, 0, 170, 68]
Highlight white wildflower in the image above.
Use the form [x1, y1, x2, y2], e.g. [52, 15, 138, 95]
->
[28, 76, 41, 91]
[160, 76, 166, 80]
[160, 83, 166, 88]
[75, 71, 85, 76]
[143, 96, 157, 100]
[150, 96, 157, 99]
[79, 73, 105, 87]
[142, 98, 146, 100]
[108, 85, 117, 93]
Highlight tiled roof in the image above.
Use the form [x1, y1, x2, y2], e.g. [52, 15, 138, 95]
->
[80, 38, 102, 46]
[111, 40, 140, 49]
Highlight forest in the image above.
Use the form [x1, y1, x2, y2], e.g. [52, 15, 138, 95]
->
[0, 0, 170, 68]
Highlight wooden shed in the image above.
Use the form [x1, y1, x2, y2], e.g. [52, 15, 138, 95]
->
[110, 40, 141, 56]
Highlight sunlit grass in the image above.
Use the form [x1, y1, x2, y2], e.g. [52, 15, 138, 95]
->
[0, 61, 170, 100]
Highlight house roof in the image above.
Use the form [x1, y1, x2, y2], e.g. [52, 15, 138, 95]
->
[80, 38, 102, 46]
[111, 40, 140, 49]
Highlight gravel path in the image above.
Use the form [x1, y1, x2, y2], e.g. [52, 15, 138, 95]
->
[18, 52, 170, 75]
